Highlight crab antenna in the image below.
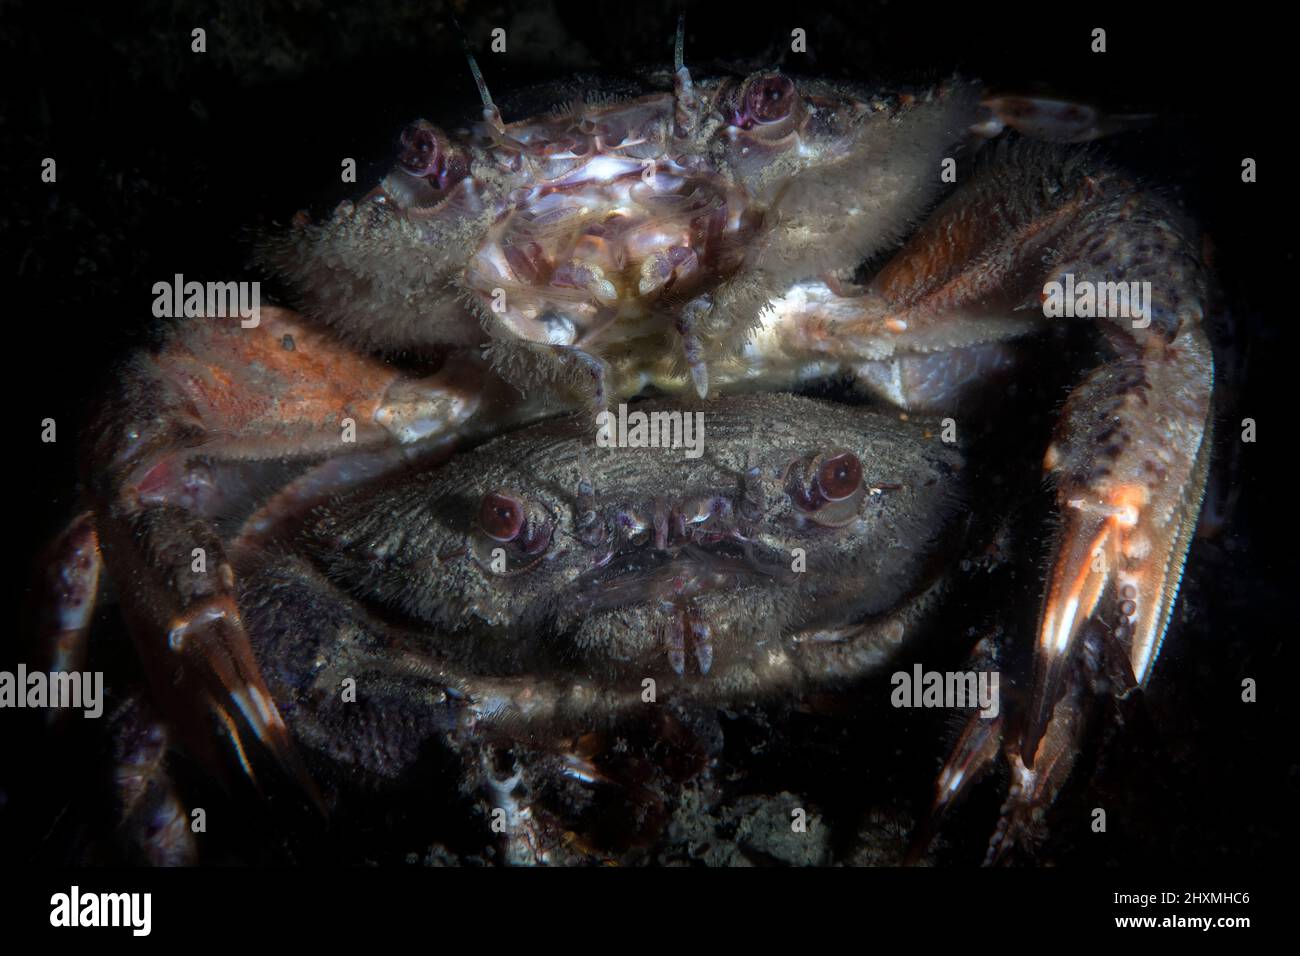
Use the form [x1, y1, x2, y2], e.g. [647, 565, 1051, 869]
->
[674, 13, 686, 73]
[451, 15, 504, 130]
[671, 13, 698, 138]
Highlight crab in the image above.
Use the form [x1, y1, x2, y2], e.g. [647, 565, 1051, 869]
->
[243, 392, 975, 864]
[34, 29, 1214, 864]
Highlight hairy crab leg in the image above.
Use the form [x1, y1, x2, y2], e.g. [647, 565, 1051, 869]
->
[978, 94, 1157, 144]
[909, 627, 1101, 863]
[29, 526, 200, 864]
[82, 306, 485, 806]
[108, 694, 199, 865]
[30, 511, 103, 686]
[905, 709, 1004, 863]
[772, 143, 1213, 853]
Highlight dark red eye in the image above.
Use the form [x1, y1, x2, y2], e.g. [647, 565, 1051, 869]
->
[399, 122, 440, 177]
[479, 491, 525, 542]
[745, 74, 796, 124]
[815, 453, 862, 502]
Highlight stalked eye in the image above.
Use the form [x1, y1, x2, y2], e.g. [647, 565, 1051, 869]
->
[479, 491, 525, 542]
[727, 74, 803, 137]
[746, 74, 796, 124]
[785, 449, 867, 525]
[398, 121, 441, 177]
[816, 452, 862, 502]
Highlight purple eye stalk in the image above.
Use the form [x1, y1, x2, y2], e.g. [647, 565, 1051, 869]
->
[732, 74, 797, 129]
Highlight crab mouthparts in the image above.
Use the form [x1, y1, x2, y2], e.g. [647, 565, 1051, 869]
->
[573, 541, 794, 677]
[578, 541, 786, 606]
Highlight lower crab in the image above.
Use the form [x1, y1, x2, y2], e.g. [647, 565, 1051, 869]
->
[246, 393, 970, 864]
[32, 30, 1215, 864]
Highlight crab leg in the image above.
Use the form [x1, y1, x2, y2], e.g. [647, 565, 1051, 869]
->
[776, 145, 1213, 841]
[109, 694, 200, 865]
[81, 306, 484, 803]
[32, 516, 199, 862]
[30, 511, 103, 683]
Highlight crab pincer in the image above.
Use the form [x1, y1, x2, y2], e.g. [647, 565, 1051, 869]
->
[78, 305, 489, 811]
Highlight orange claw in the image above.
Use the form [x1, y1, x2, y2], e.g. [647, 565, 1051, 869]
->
[1024, 343, 1216, 770]
[81, 306, 495, 817]
[162, 595, 324, 812]
[802, 139, 1218, 858]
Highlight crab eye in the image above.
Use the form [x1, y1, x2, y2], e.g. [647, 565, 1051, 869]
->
[746, 74, 796, 124]
[398, 122, 441, 177]
[786, 449, 867, 525]
[479, 491, 525, 542]
[815, 453, 862, 502]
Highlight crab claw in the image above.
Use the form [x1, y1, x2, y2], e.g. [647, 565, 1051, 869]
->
[1022, 357, 1212, 771]
[987, 674, 1088, 865]
[159, 593, 325, 813]
[906, 708, 1004, 864]
[92, 497, 326, 816]
[918, 626, 1128, 864]
[80, 306, 492, 818]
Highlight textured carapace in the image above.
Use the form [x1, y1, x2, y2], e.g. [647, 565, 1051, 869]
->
[262, 67, 982, 404]
[303, 393, 962, 685]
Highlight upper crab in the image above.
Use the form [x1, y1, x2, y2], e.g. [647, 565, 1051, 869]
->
[263, 62, 983, 405]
